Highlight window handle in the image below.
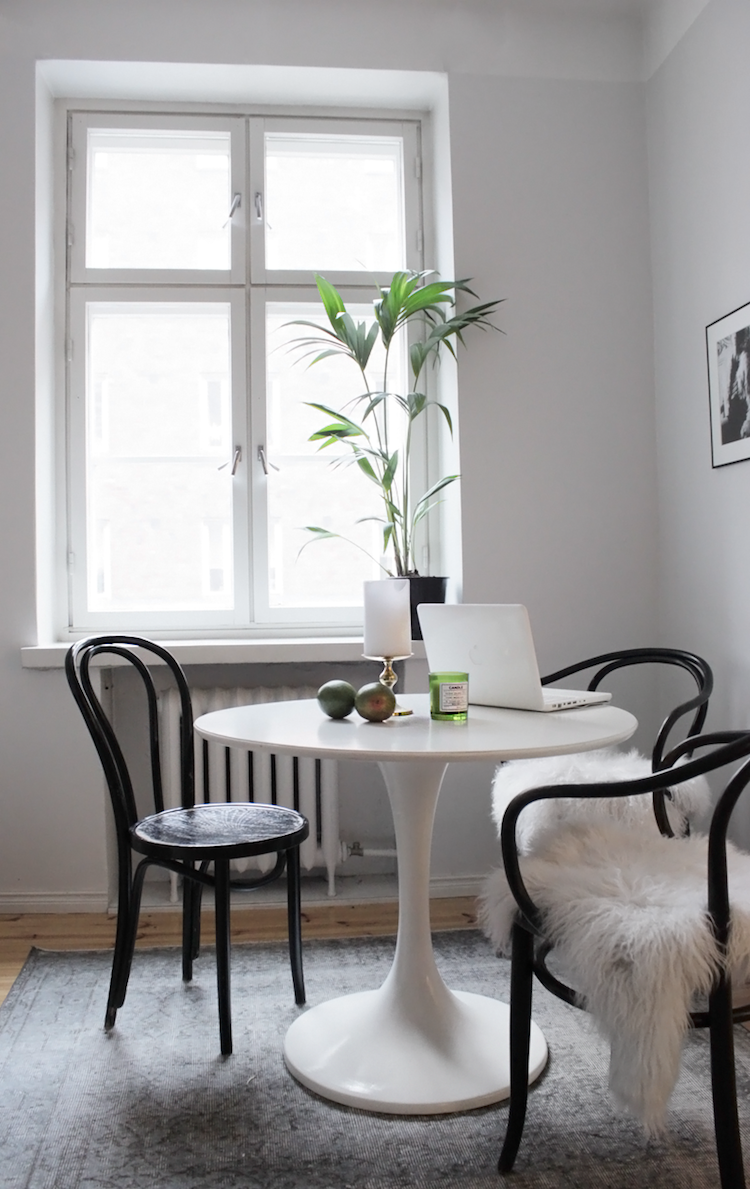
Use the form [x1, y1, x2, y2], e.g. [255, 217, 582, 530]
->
[218, 446, 242, 475]
[254, 191, 263, 222]
[258, 445, 279, 474]
[222, 193, 241, 229]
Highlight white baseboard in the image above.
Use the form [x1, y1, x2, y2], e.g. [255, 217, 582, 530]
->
[0, 875, 483, 915]
[428, 876, 485, 899]
[0, 892, 110, 914]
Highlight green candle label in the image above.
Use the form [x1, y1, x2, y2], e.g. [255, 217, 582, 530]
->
[439, 682, 468, 712]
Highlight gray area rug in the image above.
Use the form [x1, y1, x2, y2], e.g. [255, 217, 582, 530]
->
[0, 930, 745, 1188]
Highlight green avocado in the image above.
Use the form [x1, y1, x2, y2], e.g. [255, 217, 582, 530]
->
[354, 682, 397, 722]
[317, 680, 357, 719]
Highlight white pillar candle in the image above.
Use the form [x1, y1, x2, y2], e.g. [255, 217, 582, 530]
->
[363, 579, 413, 659]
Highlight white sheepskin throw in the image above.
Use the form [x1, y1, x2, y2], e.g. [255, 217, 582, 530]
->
[479, 822, 750, 1133]
[491, 748, 712, 854]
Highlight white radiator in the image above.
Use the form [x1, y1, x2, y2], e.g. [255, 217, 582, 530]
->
[159, 686, 340, 897]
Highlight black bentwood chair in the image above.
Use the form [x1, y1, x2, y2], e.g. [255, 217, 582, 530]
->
[482, 729, 750, 1189]
[490, 649, 714, 848]
[65, 635, 309, 1056]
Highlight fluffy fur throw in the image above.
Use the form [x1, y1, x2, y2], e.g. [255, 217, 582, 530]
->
[479, 821, 750, 1133]
[490, 747, 713, 853]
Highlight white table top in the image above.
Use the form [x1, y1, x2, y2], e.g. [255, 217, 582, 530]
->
[194, 693, 637, 763]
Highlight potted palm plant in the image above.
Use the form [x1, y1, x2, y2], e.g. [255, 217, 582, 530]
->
[287, 270, 502, 634]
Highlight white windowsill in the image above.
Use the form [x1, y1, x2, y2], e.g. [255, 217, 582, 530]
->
[21, 638, 427, 669]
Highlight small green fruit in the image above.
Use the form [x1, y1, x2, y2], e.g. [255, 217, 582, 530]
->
[317, 680, 357, 720]
[354, 682, 397, 722]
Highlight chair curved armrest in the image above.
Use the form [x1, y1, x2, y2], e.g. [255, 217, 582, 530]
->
[540, 648, 714, 768]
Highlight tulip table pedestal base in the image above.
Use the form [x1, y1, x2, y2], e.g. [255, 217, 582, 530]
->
[283, 758, 547, 1114]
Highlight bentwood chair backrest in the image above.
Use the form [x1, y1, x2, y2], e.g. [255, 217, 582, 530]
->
[66, 634, 195, 831]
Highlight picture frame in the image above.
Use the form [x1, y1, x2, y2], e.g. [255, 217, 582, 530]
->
[706, 300, 750, 468]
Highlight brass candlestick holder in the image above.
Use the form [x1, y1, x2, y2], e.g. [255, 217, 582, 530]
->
[364, 655, 413, 716]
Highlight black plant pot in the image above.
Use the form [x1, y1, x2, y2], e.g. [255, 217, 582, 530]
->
[407, 576, 447, 640]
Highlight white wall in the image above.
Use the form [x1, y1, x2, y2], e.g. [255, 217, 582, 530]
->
[648, 0, 750, 843]
[451, 72, 657, 666]
[0, 0, 660, 907]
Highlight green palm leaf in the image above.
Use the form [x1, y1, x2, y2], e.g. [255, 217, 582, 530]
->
[412, 474, 460, 517]
[288, 270, 502, 575]
[381, 451, 399, 492]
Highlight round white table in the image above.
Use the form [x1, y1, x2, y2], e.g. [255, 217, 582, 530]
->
[195, 693, 636, 1115]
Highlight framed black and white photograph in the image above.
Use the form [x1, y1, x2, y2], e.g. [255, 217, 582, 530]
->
[706, 300, 750, 467]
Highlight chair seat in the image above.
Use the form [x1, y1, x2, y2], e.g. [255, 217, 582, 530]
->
[132, 803, 309, 861]
[491, 746, 712, 853]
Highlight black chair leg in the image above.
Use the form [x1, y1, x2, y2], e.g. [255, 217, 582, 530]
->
[106, 889, 132, 1029]
[191, 868, 206, 961]
[214, 859, 233, 1056]
[499, 923, 535, 1175]
[189, 861, 210, 963]
[286, 846, 306, 1005]
[182, 873, 195, 982]
[709, 973, 745, 1189]
[115, 860, 150, 1012]
[107, 858, 150, 1026]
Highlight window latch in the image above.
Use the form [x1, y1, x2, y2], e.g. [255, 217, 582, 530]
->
[218, 446, 242, 475]
[258, 445, 279, 475]
[254, 192, 263, 222]
[222, 193, 242, 229]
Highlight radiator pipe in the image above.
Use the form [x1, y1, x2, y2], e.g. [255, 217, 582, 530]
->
[341, 841, 398, 860]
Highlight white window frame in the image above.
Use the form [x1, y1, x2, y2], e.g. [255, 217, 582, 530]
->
[67, 286, 251, 632]
[62, 101, 434, 636]
[248, 116, 422, 287]
[68, 112, 247, 287]
[250, 285, 430, 626]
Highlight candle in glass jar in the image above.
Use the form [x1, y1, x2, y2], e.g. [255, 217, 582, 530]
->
[363, 580, 412, 658]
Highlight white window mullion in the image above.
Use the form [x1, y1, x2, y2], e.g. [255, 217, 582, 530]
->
[401, 120, 423, 272]
[248, 116, 267, 287]
[227, 118, 247, 283]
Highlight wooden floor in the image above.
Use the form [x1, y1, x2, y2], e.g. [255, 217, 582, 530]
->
[0, 897, 478, 1009]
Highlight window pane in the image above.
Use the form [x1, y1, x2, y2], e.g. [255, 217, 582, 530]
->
[265, 303, 407, 608]
[264, 134, 405, 272]
[85, 303, 234, 611]
[86, 129, 231, 270]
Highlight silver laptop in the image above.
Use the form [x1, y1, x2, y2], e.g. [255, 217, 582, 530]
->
[417, 603, 612, 712]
